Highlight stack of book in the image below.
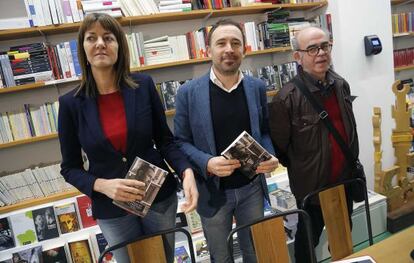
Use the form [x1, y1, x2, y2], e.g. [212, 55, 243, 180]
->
[81, 0, 123, 18]
[158, 0, 192, 13]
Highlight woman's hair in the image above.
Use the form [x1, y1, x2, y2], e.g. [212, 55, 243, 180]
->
[77, 13, 137, 98]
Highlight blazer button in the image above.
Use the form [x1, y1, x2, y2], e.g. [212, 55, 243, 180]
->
[122, 157, 127, 162]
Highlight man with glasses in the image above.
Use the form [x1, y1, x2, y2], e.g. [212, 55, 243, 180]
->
[269, 27, 360, 263]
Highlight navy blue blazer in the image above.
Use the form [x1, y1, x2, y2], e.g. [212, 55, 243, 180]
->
[174, 72, 275, 217]
[58, 73, 191, 219]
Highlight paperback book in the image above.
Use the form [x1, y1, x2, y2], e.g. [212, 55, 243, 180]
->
[12, 245, 42, 263]
[54, 202, 80, 234]
[221, 131, 272, 179]
[32, 206, 59, 241]
[0, 217, 14, 251]
[113, 157, 168, 217]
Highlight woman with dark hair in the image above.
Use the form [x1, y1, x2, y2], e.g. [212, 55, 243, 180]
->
[58, 13, 198, 263]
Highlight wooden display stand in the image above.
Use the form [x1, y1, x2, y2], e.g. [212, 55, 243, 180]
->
[373, 80, 414, 233]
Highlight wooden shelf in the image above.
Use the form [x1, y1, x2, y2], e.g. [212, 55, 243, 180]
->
[0, 2, 327, 41]
[133, 46, 291, 72]
[0, 47, 290, 95]
[391, 0, 414, 5]
[0, 133, 58, 149]
[393, 32, 414, 38]
[395, 65, 414, 72]
[0, 189, 80, 214]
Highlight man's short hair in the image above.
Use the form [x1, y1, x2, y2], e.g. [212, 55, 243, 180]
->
[207, 19, 246, 47]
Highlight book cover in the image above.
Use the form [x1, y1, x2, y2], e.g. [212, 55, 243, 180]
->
[221, 131, 272, 179]
[277, 62, 298, 88]
[94, 233, 115, 263]
[193, 236, 209, 261]
[113, 157, 168, 217]
[257, 65, 281, 91]
[54, 203, 80, 234]
[42, 246, 68, 263]
[174, 242, 191, 263]
[12, 245, 42, 263]
[10, 211, 38, 246]
[0, 217, 15, 251]
[32, 206, 59, 241]
[68, 239, 94, 263]
[76, 195, 97, 229]
[185, 210, 202, 234]
[160, 80, 181, 110]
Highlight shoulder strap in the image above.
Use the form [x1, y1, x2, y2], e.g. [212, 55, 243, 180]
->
[292, 77, 356, 165]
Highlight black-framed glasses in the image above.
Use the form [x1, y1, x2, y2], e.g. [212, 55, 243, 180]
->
[297, 43, 332, 56]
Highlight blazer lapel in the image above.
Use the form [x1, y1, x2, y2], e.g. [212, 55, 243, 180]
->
[122, 86, 136, 155]
[198, 74, 217, 155]
[243, 77, 260, 140]
[80, 96, 117, 154]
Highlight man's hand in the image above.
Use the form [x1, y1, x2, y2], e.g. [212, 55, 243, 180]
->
[207, 156, 241, 177]
[256, 156, 279, 174]
[93, 178, 145, 202]
[180, 168, 199, 213]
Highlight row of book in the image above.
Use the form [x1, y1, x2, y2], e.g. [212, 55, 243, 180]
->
[0, 0, 322, 30]
[0, 41, 80, 88]
[392, 11, 414, 35]
[0, 101, 59, 144]
[0, 232, 114, 263]
[0, 195, 96, 251]
[155, 61, 298, 111]
[393, 47, 414, 67]
[0, 163, 74, 206]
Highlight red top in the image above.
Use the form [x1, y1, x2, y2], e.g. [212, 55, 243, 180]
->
[323, 91, 348, 184]
[97, 91, 127, 154]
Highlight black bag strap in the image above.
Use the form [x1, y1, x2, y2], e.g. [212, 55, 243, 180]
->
[292, 77, 357, 166]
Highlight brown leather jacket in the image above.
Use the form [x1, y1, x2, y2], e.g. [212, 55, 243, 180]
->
[269, 67, 359, 201]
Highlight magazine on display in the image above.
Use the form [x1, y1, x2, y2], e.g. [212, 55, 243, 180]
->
[113, 157, 168, 217]
[221, 131, 272, 179]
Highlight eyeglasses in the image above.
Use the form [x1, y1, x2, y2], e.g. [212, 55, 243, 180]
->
[297, 43, 332, 56]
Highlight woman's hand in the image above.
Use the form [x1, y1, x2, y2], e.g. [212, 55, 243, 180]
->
[180, 168, 199, 213]
[256, 155, 279, 174]
[93, 178, 145, 202]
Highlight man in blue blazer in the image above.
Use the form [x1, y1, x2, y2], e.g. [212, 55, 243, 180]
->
[174, 19, 279, 263]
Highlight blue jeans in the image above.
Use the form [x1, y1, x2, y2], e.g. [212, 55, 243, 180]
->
[200, 177, 264, 263]
[97, 193, 178, 263]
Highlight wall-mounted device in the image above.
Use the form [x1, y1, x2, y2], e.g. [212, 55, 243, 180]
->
[364, 35, 382, 56]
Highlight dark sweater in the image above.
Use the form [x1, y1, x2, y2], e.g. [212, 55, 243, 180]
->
[209, 80, 252, 189]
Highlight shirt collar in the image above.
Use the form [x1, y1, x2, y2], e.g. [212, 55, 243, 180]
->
[300, 66, 335, 95]
[210, 67, 244, 93]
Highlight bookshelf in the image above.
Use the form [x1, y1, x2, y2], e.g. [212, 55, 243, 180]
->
[0, 46, 291, 94]
[395, 65, 414, 72]
[0, 87, 279, 150]
[391, 0, 414, 5]
[0, 4, 327, 260]
[0, 189, 80, 214]
[0, 2, 327, 41]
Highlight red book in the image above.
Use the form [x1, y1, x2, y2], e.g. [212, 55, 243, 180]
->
[76, 195, 97, 228]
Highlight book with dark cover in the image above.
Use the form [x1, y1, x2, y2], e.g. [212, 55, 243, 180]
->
[76, 195, 97, 229]
[160, 80, 181, 110]
[257, 65, 281, 91]
[277, 61, 298, 87]
[113, 157, 168, 217]
[12, 245, 42, 263]
[95, 233, 114, 263]
[0, 217, 14, 251]
[32, 206, 59, 241]
[221, 131, 272, 179]
[42, 246, 68, 263]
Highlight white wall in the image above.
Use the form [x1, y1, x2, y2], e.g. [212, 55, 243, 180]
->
[327, 0, 395, 190]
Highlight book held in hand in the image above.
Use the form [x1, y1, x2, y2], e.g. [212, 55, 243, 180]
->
[113, 157, 168, 217]
[221, 131, 272, 179]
